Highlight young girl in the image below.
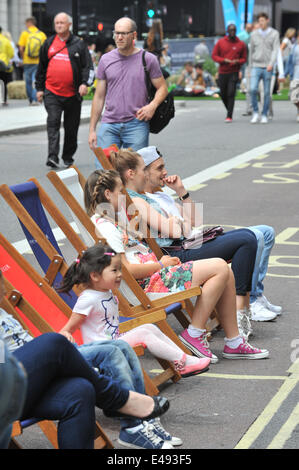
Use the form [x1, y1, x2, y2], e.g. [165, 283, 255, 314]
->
[58, 244, 211, 377]
[83, 169, 269, 363]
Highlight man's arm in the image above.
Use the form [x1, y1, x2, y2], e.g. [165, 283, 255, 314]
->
[136, 75, 168, 121]
[88, 79, 107, 149]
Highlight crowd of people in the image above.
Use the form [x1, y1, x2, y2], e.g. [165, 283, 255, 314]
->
[0, 12, 293, 451]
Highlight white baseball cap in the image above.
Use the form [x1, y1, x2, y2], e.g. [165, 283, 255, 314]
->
[137, 146, 162, 167]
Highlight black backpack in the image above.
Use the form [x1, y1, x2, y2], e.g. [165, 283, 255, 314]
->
[142, 51, 175, 134]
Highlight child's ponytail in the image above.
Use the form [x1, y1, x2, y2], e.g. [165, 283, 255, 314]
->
[57, 244, 117, 294]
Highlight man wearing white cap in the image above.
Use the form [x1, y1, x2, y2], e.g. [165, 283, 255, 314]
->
[131, 146, 281, 323]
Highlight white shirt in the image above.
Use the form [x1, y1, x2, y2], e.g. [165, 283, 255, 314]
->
[73, 289, 119, 344]
[0, 307, 33, 352]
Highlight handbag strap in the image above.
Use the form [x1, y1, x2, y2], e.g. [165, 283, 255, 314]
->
[142, 50, 152, 100]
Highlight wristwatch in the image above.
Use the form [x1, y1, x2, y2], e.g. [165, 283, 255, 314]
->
[179, 192, 190, 201]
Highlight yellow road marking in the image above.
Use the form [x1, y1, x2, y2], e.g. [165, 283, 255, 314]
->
[272, 146, 286, 151]
[149, 370, 286, 380]
[254, 154, 269, 160]
[212, 172, 232, 180]
[235, 163, 251, 169]
[267, 402, 299, 449]
[235, 360, 299, 449]
[188, 184, 208, 191]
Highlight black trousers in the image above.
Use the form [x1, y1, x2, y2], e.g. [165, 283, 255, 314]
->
[218, 72, 239, 119]
[44, 89, 82, 164]
[0, 71, 11, 103]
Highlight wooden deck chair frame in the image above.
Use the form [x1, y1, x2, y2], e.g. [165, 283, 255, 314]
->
[0, 184, 182, 395]
[93, 147, 219, 333]
[1, 276, 114, 449]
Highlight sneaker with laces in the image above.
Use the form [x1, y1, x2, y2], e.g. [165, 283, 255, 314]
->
[147, 418, 183, 446]
[173, 353, 210, 377]
[118, 421, 173, 449]
[179, 329, 218, 363]
[237, 309, 252, 340]
[46, 158, 59, 169]
[258, 295, 282, 315]
[223, 338, 269, 359]
[261, 115, 268, 124]
[250, 112, 259, 124]
[250, 300, 277, 321]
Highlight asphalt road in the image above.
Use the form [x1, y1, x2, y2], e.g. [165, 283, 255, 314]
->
[1, 98, 299, 453]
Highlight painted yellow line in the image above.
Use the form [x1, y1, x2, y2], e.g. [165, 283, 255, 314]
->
[235, 163, 251, 169]
[272, 146, 286, 151]
[235, 360, 299, 449]
[212, 172, 232, 180]
[254, 154, 269, 160]
[267, 402, 299, 449]
[288, 140, 299, 145]
[199, 373, 286, 380]
[188, 183, 208, 191]
[150, 370, 286, 380]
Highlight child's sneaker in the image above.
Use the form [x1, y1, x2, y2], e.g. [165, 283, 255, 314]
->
[173, 353, 210, 377]
[179, 329, 218, 363]
[118, 422, 173, 449]
[147, 418, 182, 446]
[223, 338, 269, 359]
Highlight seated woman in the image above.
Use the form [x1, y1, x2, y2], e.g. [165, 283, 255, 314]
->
[84, 168, 269, 364]
[107, 148, 259, 339]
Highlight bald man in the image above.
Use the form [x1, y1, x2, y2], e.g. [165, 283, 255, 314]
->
[36, 12, 95, 169]
[88, 17, 168, 168]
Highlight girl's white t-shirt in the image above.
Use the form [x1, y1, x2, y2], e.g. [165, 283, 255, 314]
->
[73, 288, 119, 344]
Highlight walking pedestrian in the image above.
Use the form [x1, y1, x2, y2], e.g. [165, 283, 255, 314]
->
[212, 24, 247, 122]
[88, 16, 168, 168]
[35, 12, 95, 169]
[238, 23, 254, 116]
[0, 26, 14, 106]
[249, 12, 280, 124]
[17, 16, 46, 106]
[289, 31, 299, 122]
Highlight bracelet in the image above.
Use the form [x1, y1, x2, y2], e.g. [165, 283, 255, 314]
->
[158, 260, 164, 269]
[179, 192, 190, 201]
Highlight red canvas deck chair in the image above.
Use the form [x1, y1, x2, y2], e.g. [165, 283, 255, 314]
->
[0, 239, 114, 449]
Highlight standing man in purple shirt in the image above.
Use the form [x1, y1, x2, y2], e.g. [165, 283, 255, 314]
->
[88, 17, 168, 168]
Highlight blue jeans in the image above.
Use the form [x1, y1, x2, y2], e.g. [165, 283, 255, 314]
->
[248, 225, 275, 303]
[0, 342, 27, 449]
[250, 67, 272, 116]
[13, 333, 130, 449]
[96, 118, 149, 169]
[23, 64, 38, 103]
[77, 339, 145, 429]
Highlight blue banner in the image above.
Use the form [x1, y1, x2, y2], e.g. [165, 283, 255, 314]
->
[221, 0, 237, 29]
[221, 0, 255, 33]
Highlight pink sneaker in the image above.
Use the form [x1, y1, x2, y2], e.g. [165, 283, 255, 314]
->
[174, 353, 210, 378]
[179, 329, 218, 363]
[223, 338, 269, 359]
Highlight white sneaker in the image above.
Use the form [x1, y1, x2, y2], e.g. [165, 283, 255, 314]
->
[296, 114, 299, 123]
[261, 115, 268, 124]
[250, 300, 277, 321]
[250, 112, 259, 124]
[258, 295, 282, 315]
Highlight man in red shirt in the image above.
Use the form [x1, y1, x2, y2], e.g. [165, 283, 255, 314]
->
[36, 12, 94, 168]
[212, 24, 247, 122]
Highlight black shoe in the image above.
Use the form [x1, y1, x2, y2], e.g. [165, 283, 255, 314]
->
[63, 160, 74, 168]
[242, 111, 252, 116]
[103, 396, 169, 420]
[46, 158, 59, 169]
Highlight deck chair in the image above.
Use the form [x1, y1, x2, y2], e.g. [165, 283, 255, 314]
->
[0, 273, 114, 449]
[0, 184, 183, 395]
[93, 146, 220, 333]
